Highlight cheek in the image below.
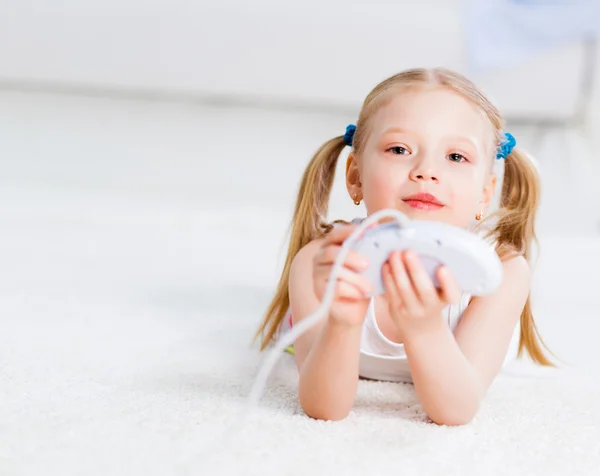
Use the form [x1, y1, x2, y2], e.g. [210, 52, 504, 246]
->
[450, 165, 485, 194]
[359, 175, 388, 215]
[449, 187, 477, 207]
[363, 167, 400, 201]
[447, 187, 479, 227]
[447, 170, 483, 207]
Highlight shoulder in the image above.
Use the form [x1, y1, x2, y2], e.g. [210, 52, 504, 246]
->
[289, 218, 363, 278]
[469, 252, 530, 312]
[288, 238, 326, 302]
[290, 238, 324, 274]
[290, 220, 359, 273]
[483, 236, 531, 289]
[501, 252, 530, 276]
[500, 253, 531, 297]
[495, 241, 531, 285]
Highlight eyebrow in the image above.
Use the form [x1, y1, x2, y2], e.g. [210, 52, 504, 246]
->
[445, 135, 479, 151]
[381, 126, 418, 137]
[381, 127, 480, 151]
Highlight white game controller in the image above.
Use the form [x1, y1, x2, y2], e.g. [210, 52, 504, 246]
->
[350, 216, 503, 297]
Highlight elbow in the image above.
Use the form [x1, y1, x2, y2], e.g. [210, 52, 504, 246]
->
[299, 395, 352, 422]
[429, 413, 474, 427]
[303, 407, 350, 422]
[427, 404, 480, 427]
[425, 380, 485, 426]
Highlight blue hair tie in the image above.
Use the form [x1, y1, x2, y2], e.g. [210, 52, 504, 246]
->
[497, 132, 516, 160]
[343, 124, 356, 147]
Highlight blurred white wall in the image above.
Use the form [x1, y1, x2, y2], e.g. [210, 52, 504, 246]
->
[0, 1, 595, 122]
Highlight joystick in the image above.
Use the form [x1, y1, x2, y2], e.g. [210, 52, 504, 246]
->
[350, 217, 502, 297]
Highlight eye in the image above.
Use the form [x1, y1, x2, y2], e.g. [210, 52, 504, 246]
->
[387, 146, 409, 155]
[447, 152, 467, 163]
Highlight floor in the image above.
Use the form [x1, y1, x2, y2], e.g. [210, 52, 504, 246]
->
[1, 90, 599, 475]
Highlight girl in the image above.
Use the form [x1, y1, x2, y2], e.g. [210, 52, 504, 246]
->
[254, 68, 554, 426]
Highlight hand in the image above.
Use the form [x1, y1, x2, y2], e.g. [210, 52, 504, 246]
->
[313, 224, 373, 328]
[382, 250, 461, 336]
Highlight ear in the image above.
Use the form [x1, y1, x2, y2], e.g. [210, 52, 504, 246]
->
[345, 153, 362, 200]
[481, 173, 497, 212]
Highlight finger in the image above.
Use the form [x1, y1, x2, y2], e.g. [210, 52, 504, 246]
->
[437, 266, 461, 305]
[323, 224, 359, 245]
[334, 280, 367, 301]
[316, 245, 369, 272]
[389, 251, 420, 314]
[403, 250, 438, 304]
[382, 262, 400, 308]
[317, 264, 373, 296]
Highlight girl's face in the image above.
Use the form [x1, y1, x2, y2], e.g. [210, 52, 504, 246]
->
[347, 88, 497, 229]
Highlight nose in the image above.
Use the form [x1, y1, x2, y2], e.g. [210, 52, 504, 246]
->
[409, 158, 439, 183]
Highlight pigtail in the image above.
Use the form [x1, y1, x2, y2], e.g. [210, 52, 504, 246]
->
[492, 148, 555, 366]
[253, 136, 348, 351]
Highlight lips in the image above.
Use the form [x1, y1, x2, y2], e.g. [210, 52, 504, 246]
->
[402, 193, 444, 210]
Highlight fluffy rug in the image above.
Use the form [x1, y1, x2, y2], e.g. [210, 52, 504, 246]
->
[3, 271, 599, 476]
[196, 320, 600, 476]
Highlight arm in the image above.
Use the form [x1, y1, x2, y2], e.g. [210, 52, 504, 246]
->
[288, 240, 363, 421]
[403, 255, 530, 426]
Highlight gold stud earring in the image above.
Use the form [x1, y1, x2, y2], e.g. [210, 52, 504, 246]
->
[353, 194, 361, 206]
[476, 208, 484, 221]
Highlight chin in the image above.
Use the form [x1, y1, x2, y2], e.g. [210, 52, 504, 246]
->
[409, 213, 445, 223]
[399, 205, 444, 221]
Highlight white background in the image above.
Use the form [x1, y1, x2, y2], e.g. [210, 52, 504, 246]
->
[1, 2, 599, 475]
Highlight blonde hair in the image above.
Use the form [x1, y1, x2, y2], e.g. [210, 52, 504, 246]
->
[254, 68, 555, 366]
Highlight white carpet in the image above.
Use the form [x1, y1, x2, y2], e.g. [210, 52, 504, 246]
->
[1, 92, 600, 475]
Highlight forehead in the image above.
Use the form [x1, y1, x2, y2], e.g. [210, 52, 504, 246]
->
[370, 88, 492, 144]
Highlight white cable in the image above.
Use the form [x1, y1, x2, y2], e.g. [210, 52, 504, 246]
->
[194, 208, 409, 473]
